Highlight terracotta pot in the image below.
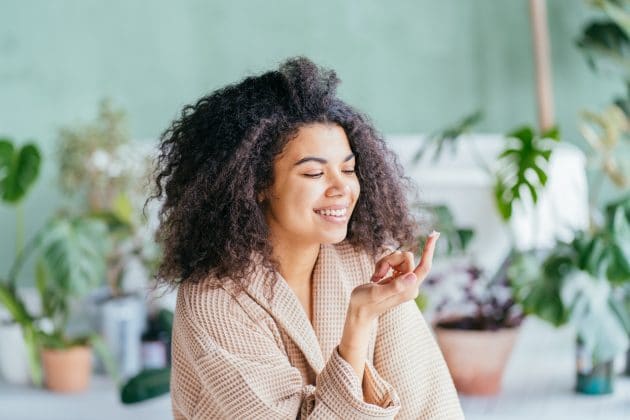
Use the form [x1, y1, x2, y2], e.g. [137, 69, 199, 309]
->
[434, 326, 519, 395]
[41, 346, 92, 393]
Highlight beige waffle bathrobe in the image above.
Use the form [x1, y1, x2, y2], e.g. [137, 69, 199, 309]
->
[171, 241, 464, 419]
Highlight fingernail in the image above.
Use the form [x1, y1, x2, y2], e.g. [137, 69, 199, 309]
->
[403, 273, 416, 283]
[430, 230, 440, 239]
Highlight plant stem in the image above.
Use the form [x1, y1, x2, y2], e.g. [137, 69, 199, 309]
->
[16, 203, 24, 259]
[7, 227, 43, 291]
[589, 169, 606, 231]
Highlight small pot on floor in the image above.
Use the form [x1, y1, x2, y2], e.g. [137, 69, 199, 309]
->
[575, 339, 614, 395]
[434, 325, 519, 395]
[41, 346, 92, 393]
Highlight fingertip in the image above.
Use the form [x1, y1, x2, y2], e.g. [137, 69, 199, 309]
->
[403, 273, 416, 283]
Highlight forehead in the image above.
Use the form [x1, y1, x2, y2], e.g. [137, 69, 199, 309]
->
[282, 123, 352, 159]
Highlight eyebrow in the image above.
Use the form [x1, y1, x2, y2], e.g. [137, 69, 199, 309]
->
[294, 153, 355, 166]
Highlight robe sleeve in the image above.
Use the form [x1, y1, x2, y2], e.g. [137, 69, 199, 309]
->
[373, 300, 465, 419]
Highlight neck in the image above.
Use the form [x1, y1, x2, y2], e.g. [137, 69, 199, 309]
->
[271, 237, 320, 290]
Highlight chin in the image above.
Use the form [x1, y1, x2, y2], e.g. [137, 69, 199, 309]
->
[319, 231, 348, 245]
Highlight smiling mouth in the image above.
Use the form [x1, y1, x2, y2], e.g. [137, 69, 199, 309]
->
[314, 207, 348, 217]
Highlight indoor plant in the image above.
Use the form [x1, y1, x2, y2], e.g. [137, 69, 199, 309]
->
[413, 120, 559, 395]
[577, 0, 630, 378]
[509, 196, 630, 394]
[56, 99, 160, 379]
[503, 0, 630, 395]
[0, 214, 119, 392]
[0, 137, 41, 385]
[0, 137, 119, 392]
[416, 204, 525, 395]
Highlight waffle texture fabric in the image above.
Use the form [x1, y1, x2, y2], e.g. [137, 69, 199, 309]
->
[171, 241, 464, 419]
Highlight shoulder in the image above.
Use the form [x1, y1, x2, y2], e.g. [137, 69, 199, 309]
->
[175, 276, 269, 337]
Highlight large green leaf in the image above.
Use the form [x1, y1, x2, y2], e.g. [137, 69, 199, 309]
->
[23, 325, 43, 386]
[508, 252, 569, 327]
[607, 206, 630, 282]
[577, 20, 630, 74]
[37, 217, 111, 298]
[589, 0, 630, 39]
[494, 126, 559, 222]
[0, 140, 14, 171]
[561, 270, 629, 363]
[0, 140, 41, 204]
[90, 333, 121, 388]
[0, 283, 32, 325]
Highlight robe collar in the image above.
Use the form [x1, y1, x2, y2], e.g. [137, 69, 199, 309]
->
[238, 243, 354, 375]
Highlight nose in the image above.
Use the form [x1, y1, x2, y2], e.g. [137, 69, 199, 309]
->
[325, 173, 351, 197]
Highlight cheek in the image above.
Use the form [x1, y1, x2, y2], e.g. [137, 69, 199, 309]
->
[281, 182, 323, 216]
[351, 179, 361, 204]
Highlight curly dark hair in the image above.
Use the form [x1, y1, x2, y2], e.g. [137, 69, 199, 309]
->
[148, 57, 417, 295]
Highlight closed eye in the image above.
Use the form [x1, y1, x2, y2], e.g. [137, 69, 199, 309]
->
[304, 168, 356, 179]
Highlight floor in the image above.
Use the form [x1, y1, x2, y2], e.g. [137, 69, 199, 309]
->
[1, 318, 628, 419]
[459, 318, 630, 420]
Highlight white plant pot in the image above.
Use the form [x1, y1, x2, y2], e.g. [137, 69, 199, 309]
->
[0, 321, 30, 385]
[97, 294, 145, 380]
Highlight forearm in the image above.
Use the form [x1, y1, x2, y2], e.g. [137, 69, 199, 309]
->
[338, 311, 372, 386]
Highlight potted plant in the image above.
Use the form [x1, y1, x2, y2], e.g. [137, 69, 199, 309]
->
[56, 99, 160, 379]
[0, 213, 119, 392]
[509, 196, 630, 394]
[0, 137, 41, 385]
[412, 119, 559, 395]
[0, 137, 120, 392]
[576, 0, 630, 377]
[416, 204, 525, 395]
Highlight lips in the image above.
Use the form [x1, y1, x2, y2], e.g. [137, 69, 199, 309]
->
[313, 204, 349, 211]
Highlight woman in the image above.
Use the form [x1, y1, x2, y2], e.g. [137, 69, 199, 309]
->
[151, 57, 463, 419]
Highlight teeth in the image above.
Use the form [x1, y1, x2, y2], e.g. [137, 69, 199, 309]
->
[316, 208, 347, 217]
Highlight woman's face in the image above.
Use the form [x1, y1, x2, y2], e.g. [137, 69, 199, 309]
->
[263, 123, 360, 248]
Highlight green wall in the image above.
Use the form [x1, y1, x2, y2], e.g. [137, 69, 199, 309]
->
[0, 0, 625, 282]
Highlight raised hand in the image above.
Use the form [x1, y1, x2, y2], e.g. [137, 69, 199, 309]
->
[339, 231, 440, 382]
[348, 231, 440, 323]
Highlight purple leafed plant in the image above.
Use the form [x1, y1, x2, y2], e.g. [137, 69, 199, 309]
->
[422, 259, 524, 331]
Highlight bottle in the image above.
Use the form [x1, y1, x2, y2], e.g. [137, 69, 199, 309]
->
[141, 316, 168, 370]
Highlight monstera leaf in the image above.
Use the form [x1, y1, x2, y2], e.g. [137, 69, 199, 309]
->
[508, 250, 569, 327]
[36, 216, 111, 298]
[494, 126, 560, 221]
[0, 139, 41, 204]
[561, 270, 629, 364]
